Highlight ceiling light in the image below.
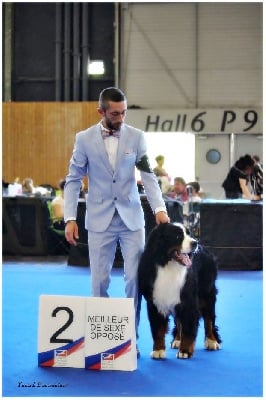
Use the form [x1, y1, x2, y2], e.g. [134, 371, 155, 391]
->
[87, 60, 105, 75]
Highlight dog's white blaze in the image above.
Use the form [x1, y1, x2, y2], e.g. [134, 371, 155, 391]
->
[153, 260, 188, 317]
[181, 233, 194, 253]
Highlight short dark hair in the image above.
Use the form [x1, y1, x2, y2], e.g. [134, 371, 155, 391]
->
[187, 181, 200, 193]
[99, 87, 127, 111]
[235, 154, 254, 171]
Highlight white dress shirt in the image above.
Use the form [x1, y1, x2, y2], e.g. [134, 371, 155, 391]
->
[100, 123, 119, 171]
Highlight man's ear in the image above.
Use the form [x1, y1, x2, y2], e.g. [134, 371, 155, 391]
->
[97, 107, 104, 116]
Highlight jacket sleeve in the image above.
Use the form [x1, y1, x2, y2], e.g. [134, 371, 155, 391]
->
[135, 132, 166, 212]
[64, 132, 89, 222]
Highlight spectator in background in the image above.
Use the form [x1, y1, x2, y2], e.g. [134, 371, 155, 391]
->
[167, 177, 188, 202]
[251, 155, 263, 200]
[79, 180, 87, 199]
[51, 179, 65, 225]
[186, 181, 202, 202]
[22, 178, 50, 196]
[222, 154, 254, 199]
[153, 155, 171, 194]
[22, 178, 34, 195]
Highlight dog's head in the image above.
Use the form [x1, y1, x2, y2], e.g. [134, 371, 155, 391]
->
[146, 222, 197, 265]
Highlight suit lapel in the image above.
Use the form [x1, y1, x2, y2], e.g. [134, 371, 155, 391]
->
[114, 125, 129, 173]
[94, 124, 114, 176]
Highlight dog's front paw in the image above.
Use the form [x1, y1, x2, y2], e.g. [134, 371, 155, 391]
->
[205, 338, 221, 350]
[171, 339, 180, 349]
[177, 351, 191, 359]
[151, 349, 166, 359]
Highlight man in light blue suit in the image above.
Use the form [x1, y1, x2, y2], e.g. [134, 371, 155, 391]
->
[64, 88, 169, 350]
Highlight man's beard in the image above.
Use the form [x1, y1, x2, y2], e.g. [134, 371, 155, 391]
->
[106, 119, 122, 131]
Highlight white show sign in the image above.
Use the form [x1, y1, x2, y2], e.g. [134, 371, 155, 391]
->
[38, 295, 137, 371]
[126, 108, 262, 134]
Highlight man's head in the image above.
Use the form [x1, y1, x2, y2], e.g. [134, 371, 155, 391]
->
[98, 87, 127, 131]
[173, 177, 186, 194]
[253, 155, 260, 164]
[187, 181, 200, 195]
[155, 155, 165, 166]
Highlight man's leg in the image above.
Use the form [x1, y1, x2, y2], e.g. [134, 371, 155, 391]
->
[87, 228, 118, 297]
[119, 225, 145, 332]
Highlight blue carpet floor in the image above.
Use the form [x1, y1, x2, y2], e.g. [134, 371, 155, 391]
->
[2, 257, 263, 398]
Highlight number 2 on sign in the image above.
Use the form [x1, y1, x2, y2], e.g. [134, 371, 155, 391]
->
[50, 306, 74, 344]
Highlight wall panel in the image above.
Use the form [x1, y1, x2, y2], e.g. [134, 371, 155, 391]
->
[121, 2, 262, 109]
[2, 102, 99, 188]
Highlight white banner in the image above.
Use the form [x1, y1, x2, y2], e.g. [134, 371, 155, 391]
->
[126, 108, 262, 134]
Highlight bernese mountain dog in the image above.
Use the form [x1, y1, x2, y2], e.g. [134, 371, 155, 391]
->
[138, 222, 221, 359]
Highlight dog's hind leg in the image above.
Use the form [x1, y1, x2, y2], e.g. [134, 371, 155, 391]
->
[147, 301, 168, 359]
[199, 293, 221, 351]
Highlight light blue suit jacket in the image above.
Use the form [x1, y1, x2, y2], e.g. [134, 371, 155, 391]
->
[64, 122, 166, 232]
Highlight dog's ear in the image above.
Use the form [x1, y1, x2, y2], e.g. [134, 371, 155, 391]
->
[144, 223, 173, 265]
[154, 223, 171, 242]
[146, 223, 169, 251]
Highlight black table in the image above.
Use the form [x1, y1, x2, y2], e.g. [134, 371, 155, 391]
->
[3, 196, 51, 255]
[200, 200, 263, 270]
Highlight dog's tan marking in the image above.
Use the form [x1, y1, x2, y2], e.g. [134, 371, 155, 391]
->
[153, 325, 167, 351]
[205, 338, 220, 350]
[151, 325, 167, 359]
[203, 316, 220, 350]
[177, 336, 195, 359]
[199, 300, 221, 351]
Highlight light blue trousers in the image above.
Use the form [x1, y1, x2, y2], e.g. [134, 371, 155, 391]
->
[87, 211, 145, 333]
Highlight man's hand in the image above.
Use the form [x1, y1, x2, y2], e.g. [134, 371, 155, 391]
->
[65, 221, 79, 246]
[155, 211, 170, 225]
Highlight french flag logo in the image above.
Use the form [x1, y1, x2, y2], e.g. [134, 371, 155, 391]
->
[101, 353, 114, 361]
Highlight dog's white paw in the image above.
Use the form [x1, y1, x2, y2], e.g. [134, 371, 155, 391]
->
[171, 339, 180, 349]
[151, 349, 166, 359]
[177, 351, 189, 359]
[205, 338, 221, 350]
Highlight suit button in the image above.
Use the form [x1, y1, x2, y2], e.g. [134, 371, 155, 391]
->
[114, 197, 117, 201]
[113, 179, 116, 183]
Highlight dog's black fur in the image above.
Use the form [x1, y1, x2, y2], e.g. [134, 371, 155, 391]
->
[138, 222, 221, 359]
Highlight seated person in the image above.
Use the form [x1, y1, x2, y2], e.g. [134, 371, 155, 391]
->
[22, 177, 35, 195]
[167, 177, 188, 202]
[22, 177, 50, 196]
[186, 181, 202, 202]
[222, 154, 254, 199]
[51, 179, 65, 229]
[251, 155, 263, 200]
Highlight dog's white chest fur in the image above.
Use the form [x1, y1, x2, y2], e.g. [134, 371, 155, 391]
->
[153, 260, 188, 316]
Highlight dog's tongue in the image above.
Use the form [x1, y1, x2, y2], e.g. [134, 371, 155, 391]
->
[176, 254, 192, 267]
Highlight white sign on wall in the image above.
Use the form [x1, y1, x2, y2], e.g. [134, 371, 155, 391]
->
[126, 108, 262, 134]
